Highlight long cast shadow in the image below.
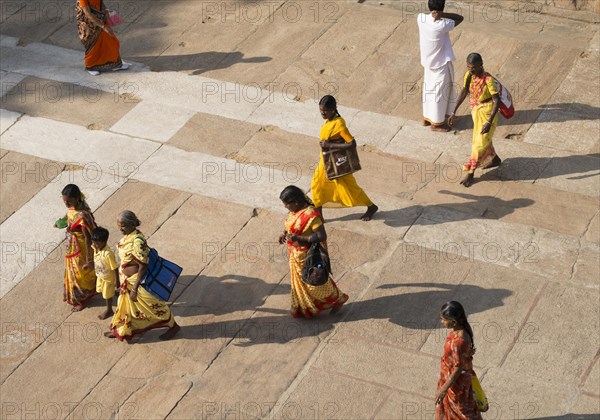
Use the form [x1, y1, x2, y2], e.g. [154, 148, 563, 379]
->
[131, 51, 271, 74]
[327, 191, 535, 227]
[165, 282, 511, 346]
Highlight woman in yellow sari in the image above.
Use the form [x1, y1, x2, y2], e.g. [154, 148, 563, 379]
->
[449, 53, 502, 187]
[311, 95, 378, 221]
[107, 210, 180, 341]
[56, 184, 97, 311]
[76, 0, 128, 75]
[279, 186, 348, 318]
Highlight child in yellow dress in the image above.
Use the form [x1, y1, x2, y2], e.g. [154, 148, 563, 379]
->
[91, 227, 119, 320]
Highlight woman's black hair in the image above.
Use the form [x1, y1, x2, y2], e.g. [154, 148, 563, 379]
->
[428, 0, 445, 11]
[319, 95, 341, 118]
[91, 226, 110, 242]
[280, 185, 313, 206]
[467, 52, 483, 66]
[441, 301, 475, 348]
[61, 184, 82, 200]
[61, 183, 90, 211]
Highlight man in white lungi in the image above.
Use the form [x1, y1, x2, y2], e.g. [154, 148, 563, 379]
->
[417, 0, 463, 132]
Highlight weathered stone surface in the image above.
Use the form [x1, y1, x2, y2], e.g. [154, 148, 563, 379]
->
[92, 180, 191, 252]
[234, 125, 318, 178]
[110, 101, 196, 142]
[404, 214, 581, 281]
[313, 337, 439, 397]
[571, 241, 600, 288]
[272, 367, 389, 420]
[483, 367, 582, 418]
[501, 283, 600, 385]
[333, 242, 473, 350]
[582, 357, 600, 396]
[0, 151, 61, 223]
[70, 374, 146, 420]
[145, 194, 254, 280]
[374, 390, 435, 420]
[487, 181, 600, 237]
[168, 112, 260, 157]
[124, 375, 193, 419]
[0, 76, 138, 130]
[585, 211, 600, 244]
[536, 152, 600, 198]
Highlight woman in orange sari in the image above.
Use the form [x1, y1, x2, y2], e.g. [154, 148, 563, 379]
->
[436, 301, 482, 420]
[76, 0, 128, 75]
[278, 186, 348, 318]
[56, 184, 97, 310]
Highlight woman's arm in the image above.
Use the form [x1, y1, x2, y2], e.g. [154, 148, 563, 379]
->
[82, 227, 94, 270]
[435, 366, 463, 404]
[81, 5, 115, 37]
[448, 87, 468, 127]
[481, 93, 500, 134]
[129, 263, 147, 302]
[286, 224, 327, 246]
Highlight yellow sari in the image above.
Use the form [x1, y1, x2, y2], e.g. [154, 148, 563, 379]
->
[285, 206, 348, 318]
[64, 207, 97, 307]
[110, 230, 174, 341]
[463, 71, 499, 173]
[311, 116, 373, 208]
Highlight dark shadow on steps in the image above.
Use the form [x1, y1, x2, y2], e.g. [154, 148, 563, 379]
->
[130, 51, 272, 74]
[157, 281, 510, 345]
[326, 192, 535, 227]
[450, 103, 600, 131]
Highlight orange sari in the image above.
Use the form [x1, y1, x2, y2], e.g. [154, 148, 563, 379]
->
[76, 0, 123, 71]
[436, 331, 482, 420]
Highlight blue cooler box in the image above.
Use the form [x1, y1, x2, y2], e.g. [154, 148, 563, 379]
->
[141, 248, 182, 301]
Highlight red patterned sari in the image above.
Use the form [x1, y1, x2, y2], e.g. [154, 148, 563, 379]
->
[436, 331, 482, 420]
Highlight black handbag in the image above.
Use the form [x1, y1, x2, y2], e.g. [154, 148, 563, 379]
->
[301, 242, 331, 286]
[322, 139, 362, 180]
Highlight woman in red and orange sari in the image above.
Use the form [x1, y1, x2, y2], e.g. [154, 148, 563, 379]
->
[76, 0, 128, 75]
[55, 184, 97, 311]
[278, 186, 348, 318]
[449, 53, 501, 187]
[435, 301, 483, 420]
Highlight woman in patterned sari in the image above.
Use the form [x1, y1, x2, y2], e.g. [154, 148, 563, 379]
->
[107, 210, 180, 341]
[278, 186, 348, 318]
[449, 53, 501, 187]
[76, 0, 128, 75]
[56, 184, 97, 311]
[435, 301, 482, 420]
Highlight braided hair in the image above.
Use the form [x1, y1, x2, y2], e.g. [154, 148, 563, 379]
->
[319, 95, 341, 119]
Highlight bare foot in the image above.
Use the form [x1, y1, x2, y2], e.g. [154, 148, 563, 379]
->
[483, 155, 502, 169]
[431, 124, 451, 132]
[71, 304, 85, 312]
[361, 204, 378, 221]
[98, 310, 114, 320]
[159, 323, 181, 341]
[422, 119, 431, 126]
[459, 173, 474, 188]
[104, 331, 116, 338]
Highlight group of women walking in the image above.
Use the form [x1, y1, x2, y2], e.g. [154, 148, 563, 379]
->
[57, 184, 179, 341]
[70, 1, 493, 415]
